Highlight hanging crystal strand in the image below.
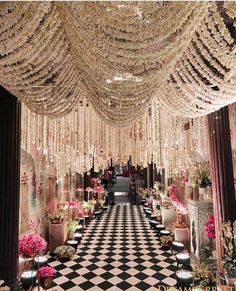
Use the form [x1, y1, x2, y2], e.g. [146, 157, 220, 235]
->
[21, 105, 24, 150]
[26, 109, 30, 153]
[204, 117, 209, 159]
[73, 109, 76, 174]
[43, 115, 47, 157]
[38, 114, 42, 152]
[86, 102, 89, 171]
[152, 99, 157, 166]
[69, 112, 72, 174]
[24, 106, 28, 151]
[156, 102, 161, 169]
[21, 105, 26, 150]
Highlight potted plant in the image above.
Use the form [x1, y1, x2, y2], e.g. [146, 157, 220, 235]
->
[222, 221, 236, 285]
[94, 199, 105, 211]
[189, 161, 212, 200]
[20, 270, 37, 290]
[67, 220, 78, 239]
[54, 245, 76, 259]
[82, 201, 93, 217]
[192, 261, 216, 288]
[82, 201, 92, 211]
[160, 235, 173, 249]
[38, 266, 56, 289]
[48, 210, 64, 224]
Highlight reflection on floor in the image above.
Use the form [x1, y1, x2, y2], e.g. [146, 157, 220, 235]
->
[43, 205, 177, 291]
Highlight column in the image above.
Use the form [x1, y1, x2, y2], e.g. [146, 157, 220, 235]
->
[208, 106, 236, 271]
[0, 86, 21, 288]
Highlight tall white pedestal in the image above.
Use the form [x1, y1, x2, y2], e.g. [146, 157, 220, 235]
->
[188, 199, 213, 259]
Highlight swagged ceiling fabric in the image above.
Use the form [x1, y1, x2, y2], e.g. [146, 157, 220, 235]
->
[0, 2, 235, 126]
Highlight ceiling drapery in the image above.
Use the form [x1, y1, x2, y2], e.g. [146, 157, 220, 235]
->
[0, 2, 235, 126]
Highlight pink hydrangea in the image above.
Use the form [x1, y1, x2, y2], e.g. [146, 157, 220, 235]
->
[18, 234, 47, 258]
[38, 266, 56, 278]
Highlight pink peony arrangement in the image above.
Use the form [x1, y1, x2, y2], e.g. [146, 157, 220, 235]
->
[93, 186, 105, 193]
[68, 200, 80, 208]
[38, 266, 56, 278]
[18, 234, 47, 258]
[169, 185, 188, 214]
[205, 215, 215, 238]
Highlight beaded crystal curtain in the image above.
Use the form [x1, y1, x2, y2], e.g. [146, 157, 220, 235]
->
[21, 100, 209, 180]
[0, 2, 236, 126]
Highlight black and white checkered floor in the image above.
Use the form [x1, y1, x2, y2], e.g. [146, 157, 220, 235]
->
[47, 204, 177, 290]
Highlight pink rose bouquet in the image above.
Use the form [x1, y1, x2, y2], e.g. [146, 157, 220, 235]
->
[18, 234, 47, 258]
[38, 266, 56, 278]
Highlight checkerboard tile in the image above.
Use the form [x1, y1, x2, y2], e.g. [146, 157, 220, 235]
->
[38, 205, 177, 290]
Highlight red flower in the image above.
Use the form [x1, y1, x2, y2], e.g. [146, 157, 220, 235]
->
[204, 215, 215, 238]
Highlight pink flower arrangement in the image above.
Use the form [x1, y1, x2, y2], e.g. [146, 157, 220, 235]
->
[204, 215, 215, 238]
[93, 186, 105, 193]
[68, 200, 80, 209]
[38, 266, 56, 278]
[18, 234, 47, 258]
[169, 185, 188, 214]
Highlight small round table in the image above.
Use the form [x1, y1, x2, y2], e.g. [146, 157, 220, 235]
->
[149, 220, 159, 229]
[75, 224, 83, 233]
[171, 241, 185, 253]
[176, 252, 190, 268]
[67, 240, 79, 249]
[94, 211, 101, 219]
[156, 224, 165, 236]
[74, 232, 83, 244]
[160, 230, 171, 237]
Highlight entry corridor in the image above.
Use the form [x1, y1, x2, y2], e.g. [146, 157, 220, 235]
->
[48, 205, 177, 290]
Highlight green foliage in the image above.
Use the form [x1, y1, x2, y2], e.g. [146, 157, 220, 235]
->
[67, 220, 78, 234]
